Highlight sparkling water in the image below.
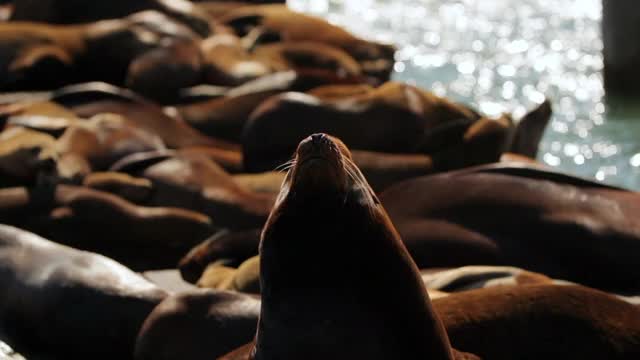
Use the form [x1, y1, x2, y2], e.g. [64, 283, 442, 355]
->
[289, 0, 640, 190]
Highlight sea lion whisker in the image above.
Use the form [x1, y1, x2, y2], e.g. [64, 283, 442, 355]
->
[274, 159, 296, 172]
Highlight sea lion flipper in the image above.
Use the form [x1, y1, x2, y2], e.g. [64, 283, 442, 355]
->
[9, 45, 73, 72]
[510, 99, 552, 158]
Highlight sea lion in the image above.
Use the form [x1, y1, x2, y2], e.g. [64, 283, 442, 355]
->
[0, 184, 215, 270]
[223, 133, 468, 359]
[219, 4, 396, 82]
[380, 163, 640, 292]
[434, 284, 640, 360]
[241, 82, 523, 172]
[10, 0, 212, 37]
[134, 290, 261, 360]
[137, 152, 275, 229]
[176, 70, 366, 142]
[55, 112, 166, 173]
[51, 82, 238, 150]
[0, 11, 204, 90]
[0, 224, 168, 359]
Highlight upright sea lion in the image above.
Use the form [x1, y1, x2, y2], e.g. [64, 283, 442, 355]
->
[0, 225, 168, 359]
[380, 163, 640, 292]
[222, 133, 470, 359]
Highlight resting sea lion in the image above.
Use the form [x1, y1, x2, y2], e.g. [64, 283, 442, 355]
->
[51, 82, 238, 150]
[242, 82, 539, 172]
[219, 4, 396, 82]
[0, 225, 168, 359]
[134, 290, 261, 360]
[176, 70, 367, 142]
[10, 0, 212, 37]
[380, 163, 640, 292]
[0, 184, 214, 270]
[136, 152, 274, 229]
[434, 284, 640, 360]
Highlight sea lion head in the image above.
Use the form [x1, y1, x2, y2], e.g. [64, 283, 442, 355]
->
[277, 133, 376, 207]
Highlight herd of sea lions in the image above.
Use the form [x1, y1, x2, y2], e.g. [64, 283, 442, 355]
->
[0, 0, 639, 359]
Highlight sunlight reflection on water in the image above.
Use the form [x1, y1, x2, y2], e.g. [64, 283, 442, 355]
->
[289, 0, 640, 190]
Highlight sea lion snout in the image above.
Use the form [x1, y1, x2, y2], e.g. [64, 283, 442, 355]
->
[296, 133, 336, 162]
[288, 133, 349, 196]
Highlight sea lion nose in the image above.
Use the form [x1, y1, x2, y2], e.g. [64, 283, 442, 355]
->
[310, 133, 328, 145]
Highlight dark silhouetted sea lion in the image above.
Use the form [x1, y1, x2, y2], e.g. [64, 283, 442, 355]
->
[380, 163, 640, 292]
[0, 224, 168, 359]
[134, 290, 261, 360]
[222, 133, 471, 360]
